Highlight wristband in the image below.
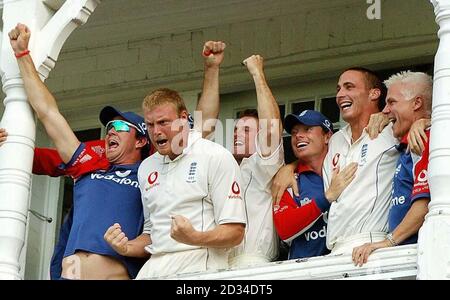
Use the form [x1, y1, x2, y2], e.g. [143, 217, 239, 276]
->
[15, 49, 30, 58]
[386, 233, 398, 247]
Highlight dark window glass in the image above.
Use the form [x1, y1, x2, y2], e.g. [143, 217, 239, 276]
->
[291, 101, 315, 115]
[321, 97, 340, 123]
[283, 136, 296, 164]
[278, 104, 286, 118]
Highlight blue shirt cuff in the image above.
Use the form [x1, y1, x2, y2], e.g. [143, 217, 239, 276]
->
[315, 193, 331, 213]
[57, 143, 86, 171]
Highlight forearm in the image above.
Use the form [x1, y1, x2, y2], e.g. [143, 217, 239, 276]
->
[196, 65, 220, 137]
[391, 199, 429, 245]
[274, 202, 322, 241]
[124, 233, 152, 258]
[17, 55, 58, 119]
[254, 72, 282, 153]
[17, 55, 79, 162]
[190, 223, 245, 248]
[254, 73, 280, 124]
[286, 160, 297, 172]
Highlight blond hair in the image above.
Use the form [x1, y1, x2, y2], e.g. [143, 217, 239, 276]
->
[384, 71, 433, 114]
[142, 88, 187, 115]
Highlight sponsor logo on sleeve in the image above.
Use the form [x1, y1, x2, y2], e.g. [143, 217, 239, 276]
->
[79, 154, 93, 164]
[91, 145, 105, 157]
[417, 170, 428, 183]
[229, 181, 242, 200]
[413, 169, 430, 195]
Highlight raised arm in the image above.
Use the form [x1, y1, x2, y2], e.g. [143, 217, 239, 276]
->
[195, 41, 226, 138]
[9, 23, 80, 163]
[243, 55, 282, 157]
[271, 161, 298, 204]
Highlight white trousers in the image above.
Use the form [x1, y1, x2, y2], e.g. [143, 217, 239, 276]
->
[136, 247, 228, 279]
[329, 232, 387, 255]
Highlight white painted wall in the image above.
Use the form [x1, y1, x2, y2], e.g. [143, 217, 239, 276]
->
[42, 0, 437, 131]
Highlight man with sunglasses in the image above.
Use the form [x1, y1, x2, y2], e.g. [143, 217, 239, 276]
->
[8, 24, 229, 279]
[9, 24, 151, 279]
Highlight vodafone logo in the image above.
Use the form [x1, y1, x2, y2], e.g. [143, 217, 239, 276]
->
[332, 153, 340, 167]
[148, 171, 159, 185]
[418, 170, 428, 182]
[116, 170, 131, 178]
[232, 181, 240, 194]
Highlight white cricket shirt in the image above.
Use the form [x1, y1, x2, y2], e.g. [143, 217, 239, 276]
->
[229, 138, 284, 266]
[138, 130, 246, 254]
[323, 123, 399, 250]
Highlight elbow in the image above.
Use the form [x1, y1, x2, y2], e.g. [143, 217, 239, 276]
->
[229, 224, 245, 247]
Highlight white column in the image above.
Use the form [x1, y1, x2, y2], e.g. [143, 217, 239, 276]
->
[417, 0, 450, 280]
[0, 0, 100, 280]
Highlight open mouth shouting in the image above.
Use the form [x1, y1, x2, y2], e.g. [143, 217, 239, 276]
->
[107, 137, 120, 150]
[156, 138, 169, 148]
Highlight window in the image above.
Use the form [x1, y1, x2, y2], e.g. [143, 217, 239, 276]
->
[320, 96, 341, 133]
[278, 104, 286, 119]
[321, 97, 339, 123]
[291, 101, 315, 115]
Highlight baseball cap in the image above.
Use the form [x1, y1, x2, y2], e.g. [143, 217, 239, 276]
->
[188, 113, 194, 129]
[99, 106, 148, 138]
[284, 110, 333, 134]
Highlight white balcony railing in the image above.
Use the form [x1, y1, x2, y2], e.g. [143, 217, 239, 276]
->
[143, 244, 418, 280]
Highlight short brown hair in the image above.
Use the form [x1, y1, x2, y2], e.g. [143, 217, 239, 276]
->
[142, 88, 187, 115]
[344, 67, 387, 110]
[238, 109, 259, 120]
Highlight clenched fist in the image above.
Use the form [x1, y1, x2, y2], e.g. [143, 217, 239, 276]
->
[104, 223, 129, 256]
[8, 23, 31, 56]
[242, 55, 265, 78]
[170, 215, 198, 245]
[202, 41, 226, 68]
